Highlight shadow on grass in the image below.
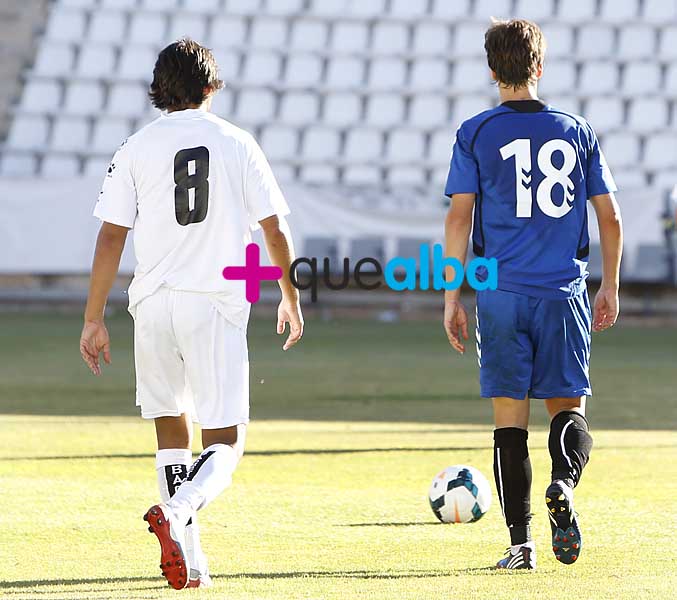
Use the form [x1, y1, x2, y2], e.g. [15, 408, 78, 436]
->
[2, 446, 491, 462]
[2, 569, 452, 590]
[338, 521, 439, 527]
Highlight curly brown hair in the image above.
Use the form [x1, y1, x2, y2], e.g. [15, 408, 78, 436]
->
[149, 38, 224, 111]
[484, 19, 546, 89]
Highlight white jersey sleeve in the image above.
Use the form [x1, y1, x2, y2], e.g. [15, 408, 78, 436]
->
[93, 140, 138, 228]
[244, 136, 289, 230]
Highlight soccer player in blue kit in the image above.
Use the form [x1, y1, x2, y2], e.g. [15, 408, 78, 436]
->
[443, 20, 623, 569]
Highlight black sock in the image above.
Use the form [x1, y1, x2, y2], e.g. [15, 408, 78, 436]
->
[548, 411, 593, 488]
[493, 427, 532, 545]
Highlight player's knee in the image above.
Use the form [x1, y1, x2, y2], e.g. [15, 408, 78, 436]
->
[546, 396, 585, 418]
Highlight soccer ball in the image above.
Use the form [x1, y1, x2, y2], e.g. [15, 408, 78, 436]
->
[428, 465, 492, 523]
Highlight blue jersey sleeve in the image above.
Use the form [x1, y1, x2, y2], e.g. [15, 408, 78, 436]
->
[445, 125, 480, 197]
[585, 127, 617, 197]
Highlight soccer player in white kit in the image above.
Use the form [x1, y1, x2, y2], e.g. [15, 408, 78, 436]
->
[79, 39, 303, 589]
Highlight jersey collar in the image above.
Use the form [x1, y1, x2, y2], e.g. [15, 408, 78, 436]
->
[162, 107, 209, 119]
[501, 99, 548, 113]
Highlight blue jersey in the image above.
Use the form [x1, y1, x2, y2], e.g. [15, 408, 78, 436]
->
[445, 100, 616, 299]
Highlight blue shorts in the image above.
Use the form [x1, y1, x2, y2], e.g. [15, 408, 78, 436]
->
[475, 289, 592, 400]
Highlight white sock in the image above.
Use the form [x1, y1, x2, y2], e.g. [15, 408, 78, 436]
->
[156, 448, 203, 572]
[167, 443, 239, 526]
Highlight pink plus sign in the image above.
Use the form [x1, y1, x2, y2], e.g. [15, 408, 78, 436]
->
[222, 243, 282, 303]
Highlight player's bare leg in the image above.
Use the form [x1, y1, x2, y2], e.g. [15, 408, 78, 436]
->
[493, 396, 536, 570]
[545, 396, 592, 565]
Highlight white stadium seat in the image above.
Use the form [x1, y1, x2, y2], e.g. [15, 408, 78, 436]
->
[578, 62, 618, 94]
[557, 0, 596, 22]
[601, 132, 640, 168]
[584, 98, 624, 133]
[658, 27, 677, 60]
[390, 0, 428, 18]
[108, 83, 148, 117]
[242, 52, 281, 84]
[286, 55, 323, 87]
[577, 25, 615, 59]
[474, 0, 511, 19]
[326, 57, 365, 89]
[332, 22, 369, 52]
[453, 23, 488, 57]
[514, 0, 555, 21]
[538, 61, 577, 94]
[88, 11, 126, 43]
[60, 0, 98, 7]
[612, 170, 646, 189]
[236, 89, 276, 122]
[653, 169, 677, 191]
[19, 81, 61, 112]
[453, 60, 491, 93]
[210, 88, 233, 117]
[302, 127, 340, 160]
[310, 0, 349, 18]
[91, 118, 133, 154]
[429, 130, 453, 164]
[290, 20, 328, 50]
[344, 165, 382, 185]
[227, 0, 261, 14]
[300, 165, 338, 184]
[63, 82, 104, 115]
[644, 0, 677, 23]
[270, 163, 295, 182]
[372, 23, 409, 54]
[265, 0, 304, 15]
[413, 23, 449, 55]
[627, 98, 668, 133]
[128, 13, 167, 45]
[210, 17, 247, 47]
[546, 96, 580, 115]
[33, 43, 74, 76]
[183, 0, 222, 12]
[387, 166, 424, 186]
[410, 59, 448, 90]
[84, 156, 112, 176]
[664, 64, 677, 94]
[347, 0, 387, 18]
[140, 0, 180, 9]
[77, 46, 116, 78]
[431, 0, 470, 19]
[323, 93, 362, 126]
[45, 9, 86, 41]
[540, 24, 574, 58]
[643, 134, 677, 170]
[168, 14, 209, 42]
[451, 96, 492, 128]
[0, 153, 37, 176]
[118, 46, 157, 80]
[618, 26, 656, 59]
[600, 0, 639, 23]
[211, 48, 240, 80]
[6, 116, 50, 150]
[386, 129, 425, 162]
[279, 92, 320, 124]
[623, 62, 661, 94]
[345, 129, 383, 161]
[369, 58, 407, 89]
[50, 117, 90, 151]
[365, 95, 405, 127]
[42, 155, 80, 177]
[260, 126, 298, 161]
[410, 95, 449, 128]
[100, 0, 136, 7]
[250, 18, 287, 48]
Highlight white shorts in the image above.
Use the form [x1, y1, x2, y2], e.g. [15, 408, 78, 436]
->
[133, 287, 250, 429]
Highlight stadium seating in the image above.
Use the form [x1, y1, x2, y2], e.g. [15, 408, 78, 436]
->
[0, 0, 675, 282]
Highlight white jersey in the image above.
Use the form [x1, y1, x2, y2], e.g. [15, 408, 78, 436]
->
[94, 108, 289, 328]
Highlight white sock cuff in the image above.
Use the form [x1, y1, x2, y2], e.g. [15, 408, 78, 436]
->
[156, 448, 193, 470]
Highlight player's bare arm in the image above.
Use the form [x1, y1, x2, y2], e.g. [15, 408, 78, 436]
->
[259, 214, 304, 350]
[443, 193, 475, 354]
[80, 222, 128, 375]
[590, 193, 623, 332]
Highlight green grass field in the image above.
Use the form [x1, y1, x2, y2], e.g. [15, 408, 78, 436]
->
[1, 310, 676, 600]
